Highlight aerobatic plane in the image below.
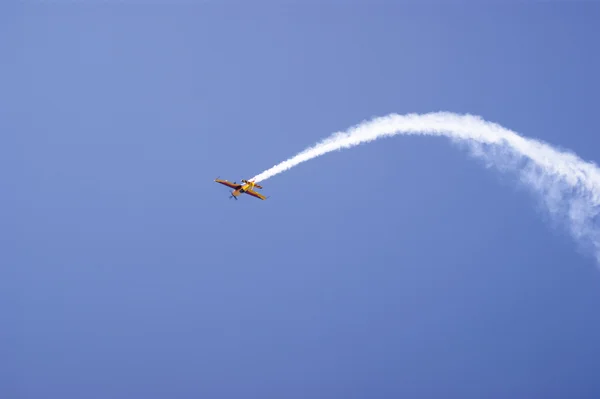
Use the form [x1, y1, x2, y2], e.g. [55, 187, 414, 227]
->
[214, 178, 268, 200]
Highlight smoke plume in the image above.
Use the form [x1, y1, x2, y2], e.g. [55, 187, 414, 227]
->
[250, 112, 600, 263]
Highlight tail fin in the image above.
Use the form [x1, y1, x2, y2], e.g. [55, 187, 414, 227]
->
[242, 179, 263, 189]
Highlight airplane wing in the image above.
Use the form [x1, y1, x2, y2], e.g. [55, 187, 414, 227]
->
[245, 189, 267, 200]
[215, 179, 241, 189]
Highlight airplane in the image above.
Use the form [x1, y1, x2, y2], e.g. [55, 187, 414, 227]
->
[214, 177, 268, 200]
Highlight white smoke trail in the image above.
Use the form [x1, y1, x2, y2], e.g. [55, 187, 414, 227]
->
[250, 112, 600, 264]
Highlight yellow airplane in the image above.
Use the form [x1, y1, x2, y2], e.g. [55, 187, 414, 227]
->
[214, 177, 268, 200]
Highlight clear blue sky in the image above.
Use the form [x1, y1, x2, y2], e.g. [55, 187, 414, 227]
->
[4, 3, 600, 398]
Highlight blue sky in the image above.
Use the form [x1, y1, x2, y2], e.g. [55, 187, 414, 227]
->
[4, 3, 600, 398]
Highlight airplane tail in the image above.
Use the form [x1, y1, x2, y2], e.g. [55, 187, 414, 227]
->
[242, 179, 263, 189]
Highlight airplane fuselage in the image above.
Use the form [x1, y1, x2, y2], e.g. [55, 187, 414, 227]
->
[231, 182, 253, 198]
